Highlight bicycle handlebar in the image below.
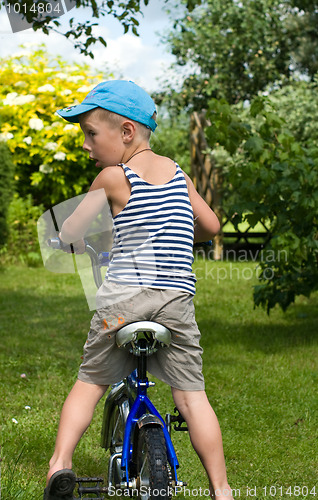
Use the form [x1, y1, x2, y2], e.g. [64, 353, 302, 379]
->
[47, 236, 212, 290]
[47, 237, 109, 289]
[47, 236, 68, 250]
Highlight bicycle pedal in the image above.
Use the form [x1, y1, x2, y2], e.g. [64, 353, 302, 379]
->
[75, 477, 108, 499]
[166, 407, 188, 432]
[76, 477, 104, 482]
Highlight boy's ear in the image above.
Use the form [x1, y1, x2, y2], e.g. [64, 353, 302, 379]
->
[121, 120, 136, 143]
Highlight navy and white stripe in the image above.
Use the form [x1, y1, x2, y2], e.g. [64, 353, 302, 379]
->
[106, 163, 196, 294]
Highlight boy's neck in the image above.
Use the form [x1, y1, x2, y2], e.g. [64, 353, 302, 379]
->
[125, 148, 152, 164]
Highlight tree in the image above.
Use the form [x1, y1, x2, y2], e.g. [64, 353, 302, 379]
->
[287, 0, 318, 78]
[2, 0, 201, 57]
[204, 94, 318, 313]
[163, 0, 318, 108]
[270, 76, 318, 148]
[0, 47, 110, 207]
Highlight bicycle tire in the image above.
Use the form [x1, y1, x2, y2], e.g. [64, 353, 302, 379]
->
[137, 426, 171, 500]
[108, 397, 130, 488]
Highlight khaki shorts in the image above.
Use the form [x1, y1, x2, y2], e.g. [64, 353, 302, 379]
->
[78, 281, 205, 391]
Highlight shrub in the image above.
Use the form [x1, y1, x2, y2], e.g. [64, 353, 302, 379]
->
[0, 141, 14, 246]
[1, 195, 44, 267]
[0, 46, 111, 207]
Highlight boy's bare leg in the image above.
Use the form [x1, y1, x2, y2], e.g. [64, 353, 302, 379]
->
[47, 379, 108, 485]
[171, 388, 233, 500]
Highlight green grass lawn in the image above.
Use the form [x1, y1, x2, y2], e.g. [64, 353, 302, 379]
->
[0, 260, 317, 499]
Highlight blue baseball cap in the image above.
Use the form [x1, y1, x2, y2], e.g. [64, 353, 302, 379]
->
[57, 80, 157, 131]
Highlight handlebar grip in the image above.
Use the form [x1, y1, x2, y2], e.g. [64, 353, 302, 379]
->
[47, 237, 69, 250]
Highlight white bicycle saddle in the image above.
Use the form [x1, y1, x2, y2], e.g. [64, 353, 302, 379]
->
[116, 321, 171, 355]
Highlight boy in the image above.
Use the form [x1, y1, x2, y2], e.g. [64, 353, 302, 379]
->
[44, 80, 233, 500]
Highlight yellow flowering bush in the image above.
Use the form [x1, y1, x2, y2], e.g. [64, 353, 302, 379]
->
[0, 46, 111, 206]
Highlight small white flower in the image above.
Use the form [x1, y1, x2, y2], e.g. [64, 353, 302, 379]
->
[44, 142, 58, 151]
[39, 164, 53, 174]
[53, 152, 66, 161]
[56, 73, 68, 80]
[29, 118, 44, 131]
[12, 418, 18, 424]
[68, 75, 84, 83]
[60, 89, 72, 96]
[0, 132, 14, 141]
[14, 81, 27, 88]
[37, 84, 55, 92]
[77, 85, 95, 93]
[64, 124, 75, 131]
[16, 95, 35, 105]
[24, 406, 31, 410]
[3, 93, 35, 105]
[11, 64, 24, 74]
[2, 92, 18, 105]
[23, 136, 32, 145]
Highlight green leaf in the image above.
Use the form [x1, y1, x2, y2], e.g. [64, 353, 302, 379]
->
[250, 96, 266, 117]
[98, 36, 107, 47]
[244, 135, 264, 155]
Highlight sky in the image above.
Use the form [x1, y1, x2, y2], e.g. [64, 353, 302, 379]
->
[0, 0, 185, 92]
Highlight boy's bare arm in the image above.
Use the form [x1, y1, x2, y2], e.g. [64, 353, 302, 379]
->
[60, 167, 122, 244]
[183, 172, 220, 243]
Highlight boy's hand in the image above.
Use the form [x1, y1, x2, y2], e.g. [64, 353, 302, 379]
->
[58, 234, 86, 254]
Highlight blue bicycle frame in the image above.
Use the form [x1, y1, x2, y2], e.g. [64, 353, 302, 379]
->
[121, 370, 180, 486]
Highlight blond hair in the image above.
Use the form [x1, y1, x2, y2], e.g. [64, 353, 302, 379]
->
[94, 107, 155, 140]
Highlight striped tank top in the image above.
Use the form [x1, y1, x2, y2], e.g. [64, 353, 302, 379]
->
[106, 163, 196, 295]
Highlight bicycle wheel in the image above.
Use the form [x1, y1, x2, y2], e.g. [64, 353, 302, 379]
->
[108, 397, 130, 488]
[137, 426, 171, 500]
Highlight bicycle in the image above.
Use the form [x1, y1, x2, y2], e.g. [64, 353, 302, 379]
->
[47, 237, 189, 500]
